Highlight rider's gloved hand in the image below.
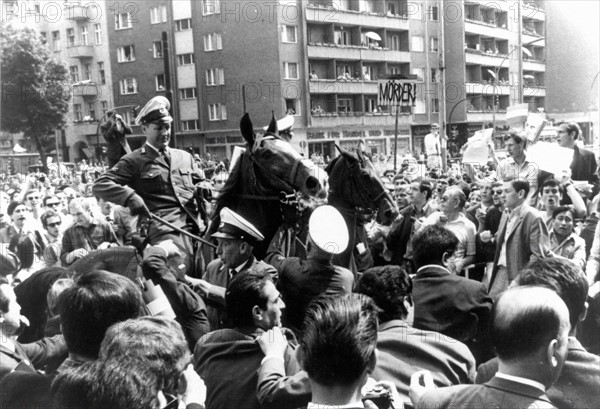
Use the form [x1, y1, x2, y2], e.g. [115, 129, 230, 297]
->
[127, 194, 150, 217]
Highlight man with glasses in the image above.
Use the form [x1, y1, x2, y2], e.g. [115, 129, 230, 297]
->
[40, 210, 63, 267]
[43, 195, 61, 212]
[24, 190, 44, 229]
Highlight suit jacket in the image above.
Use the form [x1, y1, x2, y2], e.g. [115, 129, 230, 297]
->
[490, 204, 550, 288]
[193, 328, 301, 409]
[412, 265, 493, 362]
[417, 376, 557, 409]
[476, 337, 600, 409]
[201, 256, 277, 330]
[386, 204, 419, 265]
[571, 145, 599, 185]
[0, 335, 67, 382]
[93, 144, 203, 243]
[373, 320, 476, 404]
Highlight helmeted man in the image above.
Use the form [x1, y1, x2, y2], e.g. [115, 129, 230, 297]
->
[265, 205, 354, 334]
[93, 96, 206, 274]
[187, 207, 277, 330]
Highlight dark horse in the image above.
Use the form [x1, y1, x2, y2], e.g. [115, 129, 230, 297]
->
[205, 113, 325, 259]
[325, 146, 398, 272]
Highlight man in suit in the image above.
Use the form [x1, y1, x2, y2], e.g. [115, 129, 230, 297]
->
[477, 257, 600, 409]
[93, 96, 206, 275]
[265, 205, 354, 334]
[410, 286, 571, 409]
[356, 265, 476, 405]
[187, 207, 276, 330]
[486, 179, 550, 299]
[411, 225, 493, 363]
[557, 121, 599, 185]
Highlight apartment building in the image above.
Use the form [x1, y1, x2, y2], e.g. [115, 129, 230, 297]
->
[2, 0, 115, 164]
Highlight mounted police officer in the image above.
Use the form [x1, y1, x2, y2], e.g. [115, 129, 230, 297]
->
[93, 96, 207, 275]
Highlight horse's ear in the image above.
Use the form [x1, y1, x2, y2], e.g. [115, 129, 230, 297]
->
[240, 113, 255, 145]
[339, 147, 358, 164]
[266, 111, 278, 135]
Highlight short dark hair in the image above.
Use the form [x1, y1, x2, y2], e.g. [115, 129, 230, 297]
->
[551, 205, 575, 220]
[226, 270, 271, 328]
[7, 201, 24, 216]
[418, 181, 433, 201]
[57, 270, 143, 359]
[43, 195, 59, 207]
[41, 209, 61, 228]
[491, 287, 565, 361]
[100, 317, 190, 394]
[412, 225, 458, 268]
[516, 258, 588, 329]
[556, 121, 581, 140]
[356, 265, 412, 322]
[511, 179, 530, 197]
[52, 357, 161, 409]
[299, 294, 378, 387]
[504, 130, 526, 146]
[541, 178, 564, 196]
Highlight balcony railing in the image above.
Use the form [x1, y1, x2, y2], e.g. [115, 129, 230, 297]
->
[66, 4, 90, 21]
[67, 43, 94, 59]
[72, 82, 99, 98]
[307, 43, 410, 62]
[73, 120, 99, 135]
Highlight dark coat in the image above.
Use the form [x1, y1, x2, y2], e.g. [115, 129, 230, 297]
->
[571, 145, 598, 185]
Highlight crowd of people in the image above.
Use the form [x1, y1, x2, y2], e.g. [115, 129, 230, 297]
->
[1, 95, 599, 409]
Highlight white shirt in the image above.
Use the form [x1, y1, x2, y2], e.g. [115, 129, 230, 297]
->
[495, 372, 546, 392]
[424, 132, 440, 156]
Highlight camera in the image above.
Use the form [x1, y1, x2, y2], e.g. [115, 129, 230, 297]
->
[362, 387, 395, 409]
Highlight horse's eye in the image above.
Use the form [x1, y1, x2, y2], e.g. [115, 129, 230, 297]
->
[261, 150, 273, 159]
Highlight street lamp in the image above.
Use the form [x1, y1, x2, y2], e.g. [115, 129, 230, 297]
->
[491, 37, 545, 134]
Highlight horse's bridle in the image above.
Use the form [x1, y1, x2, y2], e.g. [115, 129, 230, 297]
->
[345, 158, 394, 219]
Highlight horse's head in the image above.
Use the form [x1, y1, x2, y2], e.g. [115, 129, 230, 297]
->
[240, 113, 324, 197]
[326, 146, 398, 225]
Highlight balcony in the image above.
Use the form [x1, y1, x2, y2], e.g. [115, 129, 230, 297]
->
[305, 5, 409, 31]
[523, 4, 545, 21]
[523, 86, 546, 97]
[310, 112, 410, 127]
[73, 121, 99, 135]
[67, 44, 94, 59]
[465, 82, 511, 96]
[467, 112, 506, 123]
[310, 79, 378, 94]
[307, 43, 410, 62]
[464, 21, 509, 39]
[72, 82, 99, 98]
[66, 4, 90, 21]
[523, 59, 545, 72]
[465, 49, 509, 67]
[522, 32, 545, 45]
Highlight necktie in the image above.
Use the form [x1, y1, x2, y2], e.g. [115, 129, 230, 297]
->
[160, 148, 170, 165]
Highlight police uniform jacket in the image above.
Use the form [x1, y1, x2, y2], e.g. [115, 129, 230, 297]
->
[93, 144, 203, 243]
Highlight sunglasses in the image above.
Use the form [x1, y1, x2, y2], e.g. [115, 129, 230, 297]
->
[47, 222, 62, 228]
[28, 196, 40, 200]
[46, 202, 60, 207]
[493, 190, 503, 195]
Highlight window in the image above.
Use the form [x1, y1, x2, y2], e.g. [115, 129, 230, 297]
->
[52, 31, 60, 51]
[67, 28, 75, 47]
[119, 78, 138, 95]
[431, 68, 438, 82]
[69, 65, 79, 82]
[282, 26, 297, 43]
[204, 33, 222, 51]
[181, 120, 199, 131]
[87, 102, 96, 120]
[153, 41, 163, 58]
[83, 64, 91, 81]
[40, 32, 47, 44]
[97, 62, 106, 84]
[203, 0, 221, 15]
[73, 104, 83, 121]
[175, 19, 192, 31]
[150, 5, 167, 24]
[285, 99, 300, 115]
[80, 25, 89, 45]
[284, 62, 298, 79]
[432, 98, 439, 113]
[94, 24, 102, 44]
[427, 5, 439, 21]
[365, 98, 377, 113]
[123, 111, 134, 125]
[206, 68, 225, 86]
[155, 75, 165, 91]
[101, 101, 108, 117]
[389, 66, 401, 75]
[115, 12, 133, 30]
[363, 66, 376, 80]
[177, 53, 194, 66]
[389, 34, 400, 51]
[208, 103, 227, 121]
[411, 36, 424, 52]
[429, 36, 439, 52]
[337, 98, 353, 114]
[179, 88, 197, 100]
[411, 67, 425, 82]
[117, 45, 135, 62]
[334, 30, 350, 46]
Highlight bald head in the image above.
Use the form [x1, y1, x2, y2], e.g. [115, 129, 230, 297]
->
[492, 287, 570, 363]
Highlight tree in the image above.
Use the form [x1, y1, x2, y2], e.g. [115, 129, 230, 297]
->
[1, 24, 70, 173]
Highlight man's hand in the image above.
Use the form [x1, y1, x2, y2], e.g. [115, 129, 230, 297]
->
[480, 230, 492, 243]
[127, 194, 150, 216]
[70, 248, 88, 259]
[409, 370, 435, 407]
[186, 276, 213, 298]
[178, 363, 206, 407]
[257, 326, 288, 359]
[475, 207, 486, 224]
[156, 239, 181, 257]
[97, 241, 117, 250]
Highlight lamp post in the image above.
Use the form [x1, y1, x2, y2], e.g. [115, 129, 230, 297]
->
[491, 37, 545, 133]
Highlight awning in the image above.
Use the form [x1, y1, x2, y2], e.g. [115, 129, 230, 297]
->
[365, 32, 381, 41]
